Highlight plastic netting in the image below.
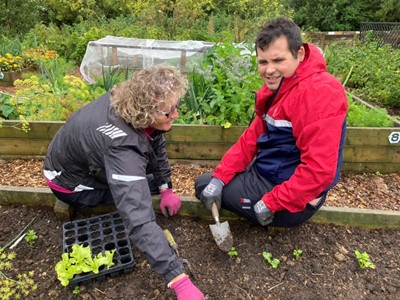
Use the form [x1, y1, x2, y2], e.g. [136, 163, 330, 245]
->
[80, 36, 215, 84]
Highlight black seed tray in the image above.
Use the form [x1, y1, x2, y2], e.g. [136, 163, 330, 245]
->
[62, 211, 135, 288]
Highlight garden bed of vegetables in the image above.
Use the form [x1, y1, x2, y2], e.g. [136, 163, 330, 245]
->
[0, 159, 400, 299]
[1, 204, 399, 299]
[1, 109, 400, 299]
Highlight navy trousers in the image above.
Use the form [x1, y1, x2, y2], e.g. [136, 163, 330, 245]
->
[195, 164, 325, 227]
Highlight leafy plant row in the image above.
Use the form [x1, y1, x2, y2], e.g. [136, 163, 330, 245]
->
[227, 246, 375, 270]
[178, 41, 397, 127]
[0, 41, 396, 128]
[325, 37, 400, 110]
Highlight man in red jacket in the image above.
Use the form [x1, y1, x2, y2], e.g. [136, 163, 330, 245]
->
[195, 17, 348, 227]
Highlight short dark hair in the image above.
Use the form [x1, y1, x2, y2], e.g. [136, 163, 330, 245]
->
[255, 17, 303, 58]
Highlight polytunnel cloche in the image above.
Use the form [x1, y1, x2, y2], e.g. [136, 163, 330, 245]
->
[79, 36, 215, 84]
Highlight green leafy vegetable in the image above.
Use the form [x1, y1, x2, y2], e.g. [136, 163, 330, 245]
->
[293, 249, 303, 260]
[355, 250, 375, 269]
[55, 244, 115, 287]
[262, 251, 280, 269]
[24, 229, 38, 247]
[227, 247, 238, 259]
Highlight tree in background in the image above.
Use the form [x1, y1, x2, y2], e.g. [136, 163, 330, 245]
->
[2, 0, 400, 39]
[286, 0, 400, 31]
[0, 0, 43, 36]
[284, 0, 381, 31]
[128, 0, 214, 40]
[43, 0, 135, 25]
[376, 0, 400, 22]
[210, 0, 293, 41]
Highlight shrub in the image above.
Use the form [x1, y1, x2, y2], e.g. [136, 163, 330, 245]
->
[325, 41, 400, 109]
[179, 41, 261, 127]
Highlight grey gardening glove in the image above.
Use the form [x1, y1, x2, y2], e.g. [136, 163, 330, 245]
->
[254, 200, 274, 226]
[199, 177, 224, 210]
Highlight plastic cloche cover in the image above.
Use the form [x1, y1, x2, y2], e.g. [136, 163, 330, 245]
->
[79, 36, 215, 84]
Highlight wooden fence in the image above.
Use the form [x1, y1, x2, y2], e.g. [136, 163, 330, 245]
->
[303, 31, 359, 48]
[1, 121, 399, 173]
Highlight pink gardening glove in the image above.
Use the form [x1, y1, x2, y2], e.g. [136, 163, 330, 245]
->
[171, 275, 205, 300]
[160, 189, 181, 217]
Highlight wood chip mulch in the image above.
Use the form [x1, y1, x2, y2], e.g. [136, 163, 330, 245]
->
[1, 159, 399, 211]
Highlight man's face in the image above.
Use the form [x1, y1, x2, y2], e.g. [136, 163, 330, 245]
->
[257, 36, 305, 91]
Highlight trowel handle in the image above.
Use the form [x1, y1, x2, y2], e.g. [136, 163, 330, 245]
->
[163, 229, 178, 250]
[211, 202, 220, 225]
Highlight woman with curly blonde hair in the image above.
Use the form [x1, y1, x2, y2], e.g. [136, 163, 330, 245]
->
[111, 65, 188, 129]
[44, 65, 204, 299]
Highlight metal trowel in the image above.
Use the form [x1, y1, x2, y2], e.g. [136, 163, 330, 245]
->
[209, 202, 233, 252]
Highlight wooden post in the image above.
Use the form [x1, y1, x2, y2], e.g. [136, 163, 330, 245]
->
[180, 51, 187, 72]
[112, 47, 118, 66]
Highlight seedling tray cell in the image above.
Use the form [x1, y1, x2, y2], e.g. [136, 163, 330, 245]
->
[62, 211, 135, 287]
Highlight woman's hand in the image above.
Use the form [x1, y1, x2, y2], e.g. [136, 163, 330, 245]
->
[160, 189, 182, 217]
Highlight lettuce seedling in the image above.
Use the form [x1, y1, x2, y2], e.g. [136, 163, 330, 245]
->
[24, 229, 38, 247]
[355, 250, 375, 269]
[55, 244, 115, 287]
[73, 286, 80, 295]
[262, 251, 280, 269]
[293, 249, 303, 260]
[228, 247, 238, 259]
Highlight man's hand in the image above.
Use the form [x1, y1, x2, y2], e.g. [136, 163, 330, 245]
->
[160, 189, 181, 217]
[254, 200, 274, 226]
[199, 178, 224, 210]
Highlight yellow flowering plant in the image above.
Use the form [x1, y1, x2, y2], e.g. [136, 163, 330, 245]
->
[13, 74, 105, 121]
[0, 48, 58, 72]
[0, 53, 25, 72]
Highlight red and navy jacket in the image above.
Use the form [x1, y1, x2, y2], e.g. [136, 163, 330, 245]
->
[213, 43, 348, 213]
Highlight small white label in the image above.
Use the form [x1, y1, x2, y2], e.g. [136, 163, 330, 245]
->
[388, 132, 400, 144]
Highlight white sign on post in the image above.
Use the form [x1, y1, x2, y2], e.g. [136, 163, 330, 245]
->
[388, 132, 400, 144]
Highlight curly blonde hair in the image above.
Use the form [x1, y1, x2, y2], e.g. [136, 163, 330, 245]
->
[110, 65, 188, 128]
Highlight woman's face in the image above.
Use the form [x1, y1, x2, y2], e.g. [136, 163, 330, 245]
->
[151, 96, 179, 131]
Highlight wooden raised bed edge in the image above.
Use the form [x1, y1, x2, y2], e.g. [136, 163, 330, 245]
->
[1, 185, 400, 230]
[0, 120, 400, 173]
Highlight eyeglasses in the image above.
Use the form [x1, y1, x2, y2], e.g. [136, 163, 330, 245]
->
[158, 105, 178, 119]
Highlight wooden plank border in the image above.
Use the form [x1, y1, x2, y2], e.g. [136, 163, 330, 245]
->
[0, 121, 399, 173]
[1, 186, 399, 229]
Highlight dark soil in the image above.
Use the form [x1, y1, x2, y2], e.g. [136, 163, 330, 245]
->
[0, 151, 400, 300]
[1, 205, 400, 300]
